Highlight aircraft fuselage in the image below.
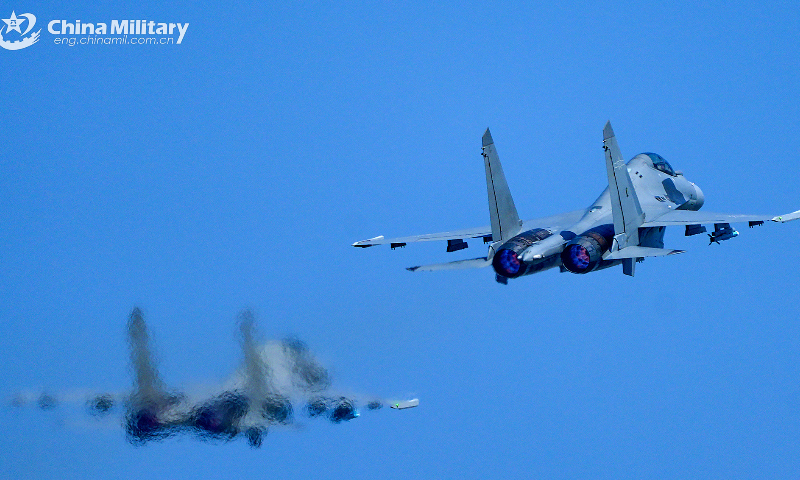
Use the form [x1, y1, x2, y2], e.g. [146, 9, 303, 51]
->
[490, 153, 704, 279]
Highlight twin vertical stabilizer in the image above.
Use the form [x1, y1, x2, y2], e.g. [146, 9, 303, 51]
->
[482, 128, 521, 243]
[603, 121, 645, 276]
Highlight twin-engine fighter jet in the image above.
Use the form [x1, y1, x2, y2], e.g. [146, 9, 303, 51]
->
[11, 308, 417, 448]
[354, 122, 800, 283]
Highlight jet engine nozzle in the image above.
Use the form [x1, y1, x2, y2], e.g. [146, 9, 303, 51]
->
[493, 248, 524, 278]
[490, 228, 553, 278]
[560, 227, 613, 274]
[188, 392, 249, 440]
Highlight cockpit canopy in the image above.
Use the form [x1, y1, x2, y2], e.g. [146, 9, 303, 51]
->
[640, 152, 676, 176]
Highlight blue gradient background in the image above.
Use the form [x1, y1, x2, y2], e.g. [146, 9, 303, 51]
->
[2, 1, 799, 478]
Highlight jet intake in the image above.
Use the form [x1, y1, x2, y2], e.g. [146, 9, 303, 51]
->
[679, 183, 704, 211]
[560, 227, 613, 274]
[491, 228, 552, 278]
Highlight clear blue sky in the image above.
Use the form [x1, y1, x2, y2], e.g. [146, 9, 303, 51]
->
[2, 1, 799, 478]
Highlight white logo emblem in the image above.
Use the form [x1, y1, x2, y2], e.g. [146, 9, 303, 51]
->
[1, 11, 41, 50]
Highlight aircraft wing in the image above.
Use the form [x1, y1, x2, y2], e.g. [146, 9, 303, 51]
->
[642, 209, 800, 227]
[352, 210, 587, 248]
[352, 226, 492, 247]
[774, 209, 800, 223]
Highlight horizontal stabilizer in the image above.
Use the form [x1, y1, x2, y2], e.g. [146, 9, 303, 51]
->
[352, 235, 384, 247]
[773, 209, 800, 223]
[407, 257, 490, 272]
[604, 246, 684, 260]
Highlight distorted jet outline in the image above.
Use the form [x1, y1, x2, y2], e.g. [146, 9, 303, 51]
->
[11, 308, 416, 448]
[353, 122, 800, 282]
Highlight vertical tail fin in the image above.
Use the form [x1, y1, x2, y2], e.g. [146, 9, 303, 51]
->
[238, 310, 269, 401]
[603, 122, 644, 247]
[482, 128, 521, 243]
[127, 307, 167, 401]
[603, 121, 644, 277]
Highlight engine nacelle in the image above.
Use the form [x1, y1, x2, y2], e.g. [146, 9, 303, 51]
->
[491, 228, 553, 278]
[124, 392, 184, 444]
[560, 227, 613, 274]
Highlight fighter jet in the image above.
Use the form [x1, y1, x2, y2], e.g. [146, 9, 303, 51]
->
[353, 122, 800, 282]
[12, 308, 413, 448]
